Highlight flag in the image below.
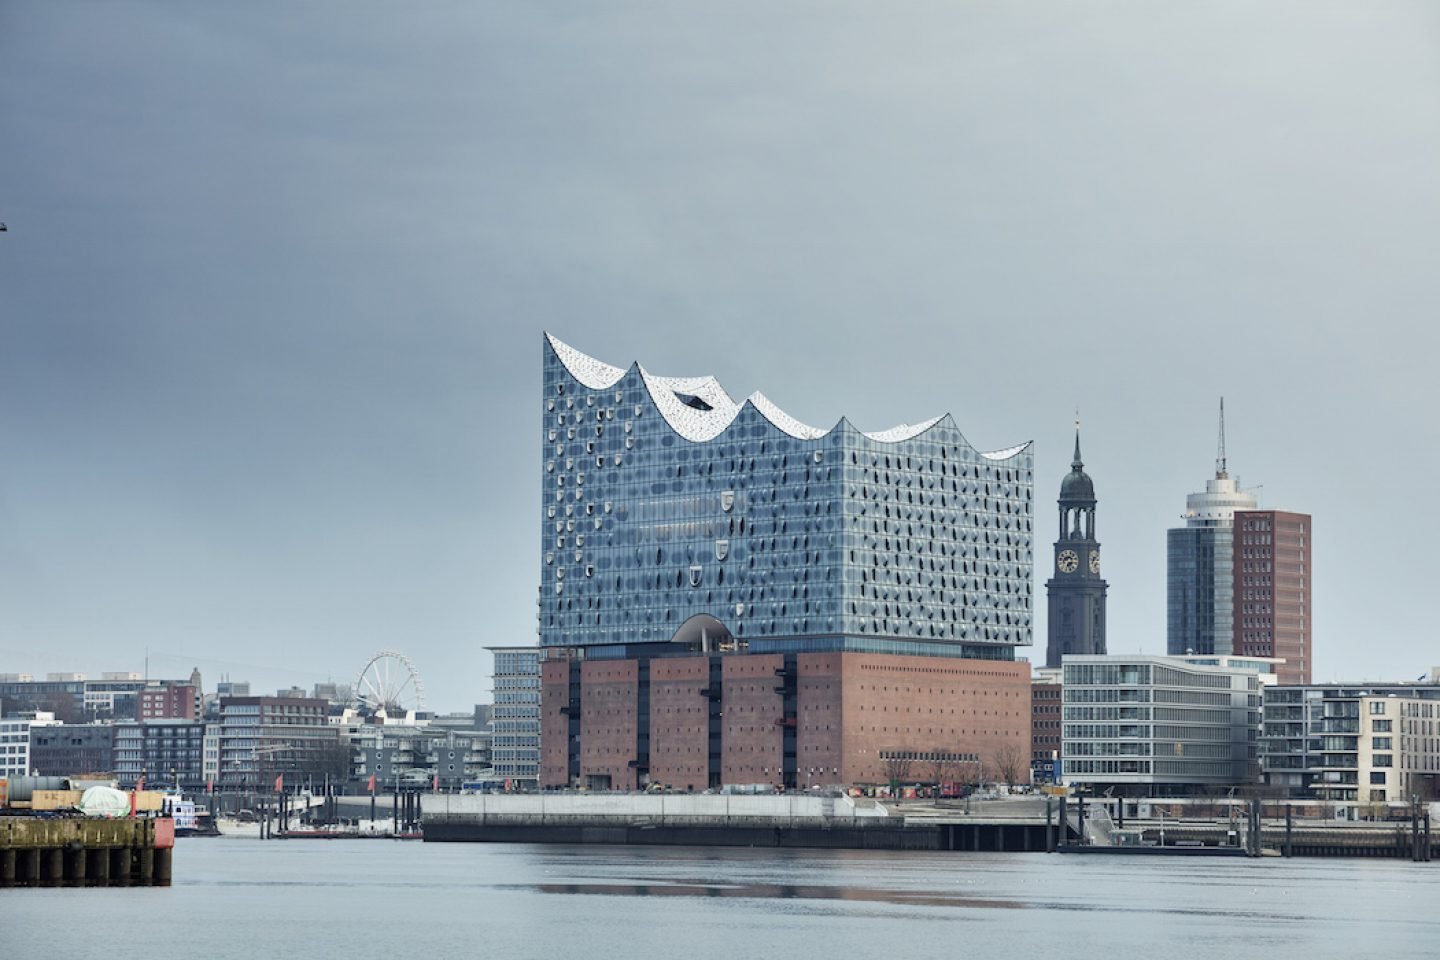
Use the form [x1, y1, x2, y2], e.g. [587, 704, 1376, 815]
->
[274, 774, 283, 792]
[432, 773, 439, 792]
[206, 779, 214, 795]
[1419, 673, 1429, 681]
[367, 773, 377, 794]
[136, 775, 145, 792]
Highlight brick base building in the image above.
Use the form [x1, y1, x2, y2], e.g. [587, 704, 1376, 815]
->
[541, 652, 1031, 791]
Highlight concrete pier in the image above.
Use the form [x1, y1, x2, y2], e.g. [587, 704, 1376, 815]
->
[0, 818, 174, 888]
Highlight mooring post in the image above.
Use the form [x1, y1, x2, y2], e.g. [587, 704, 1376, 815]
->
[68, 844, 87, 886]
[1285, 804, 1293, 858]
[138, 846, 155, 884]
[154, 846, 173, 886]
[1045, 796, 1055, 852]
[89, 847, 109, 886]
[110, 847, 130, 886]
[1412, 797, 1421, 862]
[1058, 794, 1068, 845]
[23, 849, 41, 886]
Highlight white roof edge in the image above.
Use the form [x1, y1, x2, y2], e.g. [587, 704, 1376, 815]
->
[546, 333, 627, 390]
[747, 392, 828, 440]
[980, 441, 1032, 461]
[861, 415, 945, 443]
[547, 335, 1007, 449]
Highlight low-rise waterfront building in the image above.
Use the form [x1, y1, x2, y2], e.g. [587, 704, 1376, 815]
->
[1031, 667, 1062, 783]
[1061, 654, 1261, 795]
[1261, 681, 1440, 802]
[28, 723, 114, 777]
[113, 720, 206, 791]
[215, 696, 337, 792]
[347, 721, 488, 790]
[0, 713, 61, 777]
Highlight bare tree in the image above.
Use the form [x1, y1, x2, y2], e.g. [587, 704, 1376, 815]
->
[925, 755, 960, 796]
[987, 743, 1029, 787]
[881, 753, 914, 795]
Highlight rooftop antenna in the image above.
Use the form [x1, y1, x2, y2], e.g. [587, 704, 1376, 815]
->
[1215, 397, 1228, 479]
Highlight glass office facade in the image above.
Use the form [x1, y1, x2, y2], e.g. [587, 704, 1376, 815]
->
[489, 646, 541, 785]
[539, 335, 1033, 659]
[1062, 655, 1261, 790]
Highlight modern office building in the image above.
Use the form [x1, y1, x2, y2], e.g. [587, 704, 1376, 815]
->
[113, 720, 207, 791]
[538, 334, 1035, 790]
[1261, 681, 1440, 802]
[1233, 510, 1312, 683]
[1167, 402, 1257, 659]
[29, 723, 115, 777]
[0, 674, 155, 722]
[214, 696, 336, 791]
[488, 646, 541, 788]
[1060, 655, 1261, 795]
[1044, 425, 1107, 667]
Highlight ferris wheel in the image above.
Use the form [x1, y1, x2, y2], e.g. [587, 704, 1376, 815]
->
[353, 650, 426, 719]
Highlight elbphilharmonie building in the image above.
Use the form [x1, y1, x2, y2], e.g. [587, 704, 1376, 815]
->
[538, 334, 1035, 790]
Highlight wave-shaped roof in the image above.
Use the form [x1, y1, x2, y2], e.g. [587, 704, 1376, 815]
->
[546, 333, 1025, 456]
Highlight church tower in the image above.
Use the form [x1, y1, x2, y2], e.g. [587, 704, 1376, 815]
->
[1045, 422, 1108, 667]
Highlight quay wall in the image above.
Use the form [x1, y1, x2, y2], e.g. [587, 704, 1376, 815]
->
[0, 817, 173, 887]
[420, 793, 938, 849]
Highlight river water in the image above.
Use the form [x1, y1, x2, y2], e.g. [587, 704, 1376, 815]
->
[5, 840, 1437, 957]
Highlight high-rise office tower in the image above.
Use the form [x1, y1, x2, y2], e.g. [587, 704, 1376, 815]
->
[1167, 401, 1257, 657]
[1045, 424, 1107, 667]
[1233, 510, 1312, 684]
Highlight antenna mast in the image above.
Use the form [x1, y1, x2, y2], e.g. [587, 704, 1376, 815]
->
[1215, 397, 1228, 479]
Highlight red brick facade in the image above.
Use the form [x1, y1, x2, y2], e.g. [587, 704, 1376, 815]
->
[540, 651, 1032, 791]
[647, 658, 710, 789]
[830, 655, 1031, 785]
[721, 655, 785, 786]
[1233, 510, 1312, 684]
[136, 683, 198, 721]
[1031, 680, 1062, 763]
[579, 659, 639, 790]
[539, 659, 571, 788]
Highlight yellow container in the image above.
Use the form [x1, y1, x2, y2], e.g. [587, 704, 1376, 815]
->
[30, 789, 83, 811]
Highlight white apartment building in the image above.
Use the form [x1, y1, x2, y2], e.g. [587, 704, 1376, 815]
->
[0, 713, 61, 777]
[1263, 683, 1440, 802]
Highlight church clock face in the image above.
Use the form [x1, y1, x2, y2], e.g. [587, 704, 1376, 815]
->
[1089, 550, 1100, 574]
[1057, 550, 1079, 574]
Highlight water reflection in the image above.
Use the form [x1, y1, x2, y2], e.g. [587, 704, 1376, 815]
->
[519, 881, 1025, 910]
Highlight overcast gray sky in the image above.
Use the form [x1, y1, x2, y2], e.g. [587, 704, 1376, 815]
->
[2, 2, 1438, 710]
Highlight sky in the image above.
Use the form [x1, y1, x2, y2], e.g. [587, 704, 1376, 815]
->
[2, 2, 1438, 711]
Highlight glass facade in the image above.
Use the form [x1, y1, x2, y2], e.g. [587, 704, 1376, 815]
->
[539, 335, 1033, 658]
[1061, 655, 1261, 787]
[1167, 525, 1237, 656]
[489, 646, 540, 785]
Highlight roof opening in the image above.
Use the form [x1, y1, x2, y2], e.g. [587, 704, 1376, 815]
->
[674, 392, 713, 412]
